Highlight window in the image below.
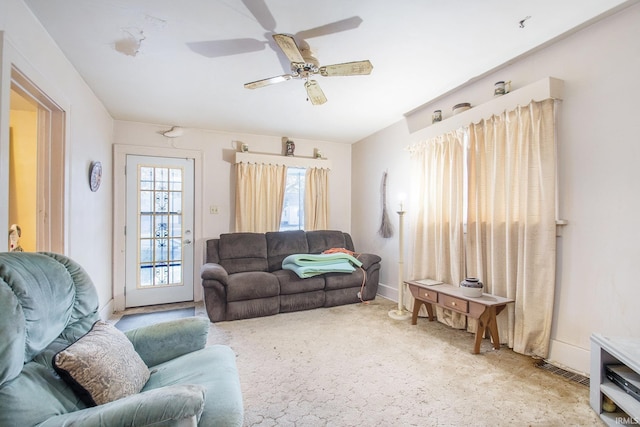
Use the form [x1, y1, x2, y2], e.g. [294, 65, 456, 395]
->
[280, 167, 305, 231]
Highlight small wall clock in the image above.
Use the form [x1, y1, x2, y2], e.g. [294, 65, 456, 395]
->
[89, 161, 102, 192]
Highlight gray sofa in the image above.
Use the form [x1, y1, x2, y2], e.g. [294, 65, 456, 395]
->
[201, 230, 382, 322]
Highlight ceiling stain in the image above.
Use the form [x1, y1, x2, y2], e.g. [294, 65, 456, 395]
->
[114, 29, 145, 57]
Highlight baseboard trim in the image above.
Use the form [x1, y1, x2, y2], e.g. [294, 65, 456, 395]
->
[99, 298, 115, 321]
[547, 339, 590, 376]
[377, 282, 398, 302]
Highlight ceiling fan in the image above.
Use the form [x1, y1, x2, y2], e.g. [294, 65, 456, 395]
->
[243, 33, 373, 105]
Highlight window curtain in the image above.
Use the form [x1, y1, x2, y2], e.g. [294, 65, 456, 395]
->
[466, 98, 557, 358]
[304, 167, 329, 231]
[235, 162, 286, 233]
[408, 130, 467, 328]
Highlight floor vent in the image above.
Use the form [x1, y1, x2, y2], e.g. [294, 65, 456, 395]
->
[535, 360, 590, 387]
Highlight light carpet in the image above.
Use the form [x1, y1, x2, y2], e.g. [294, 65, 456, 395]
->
[208, 298, 601, 427]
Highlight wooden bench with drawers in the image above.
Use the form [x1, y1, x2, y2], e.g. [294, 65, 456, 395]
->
[406, 280, 515, 354]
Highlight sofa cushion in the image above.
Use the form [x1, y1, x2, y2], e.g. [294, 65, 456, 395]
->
[280, 291, 325, 313]
[266, 230, 309, 272]
[125, 317, 209, 368]
[226, 271, 280, 301]
[272, 269, 325, 295]
[37, 384, 206, 427]
[0, 252, 99, 384]
[218, 233, 268, 274]
[53, 321, 150, 406]
[143, 345, 244, 427]
[355, 253, 382, 270]
[325, 288, 362, 307]
[306, 230, 348, 253]
[324, 269, 366, 291]
[227, 297, 279, 320]
[205, 239, 221, 263]
[0, 361, 85, 427]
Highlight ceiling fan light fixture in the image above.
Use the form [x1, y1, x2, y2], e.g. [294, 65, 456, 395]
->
[291, 61, 319, 77]
[243, 33, 371, 104]
[305, 80, 327, 105]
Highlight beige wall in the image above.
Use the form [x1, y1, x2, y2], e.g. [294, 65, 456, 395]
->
[8, 109, 37, 251]
[351, 3, 640, 374]
[113, 121, 352, 241]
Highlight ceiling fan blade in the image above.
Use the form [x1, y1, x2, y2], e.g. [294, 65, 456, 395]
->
[187, 39, 266, 58]
[244, 74, 293, 89]
[305, 80, 327, 105]
[241, 0, 276, 32]
[272, 34, 305, 63]
[320, 60, 373, 77]
[296, 16, 363, 40]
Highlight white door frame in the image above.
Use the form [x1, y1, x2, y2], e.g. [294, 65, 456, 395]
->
[0, 35, 70, 253]
[11, 67, 67, 253]
[113, 144, 203, 312]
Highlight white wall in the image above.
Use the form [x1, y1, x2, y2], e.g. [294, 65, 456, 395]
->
[113, 120, 352, 257]
[351, 3, 640, 374]
[0, 0, 351, 314]
[0, 0, 114, 312]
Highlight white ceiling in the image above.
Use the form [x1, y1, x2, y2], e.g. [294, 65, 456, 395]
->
[23, 0, 633, 143]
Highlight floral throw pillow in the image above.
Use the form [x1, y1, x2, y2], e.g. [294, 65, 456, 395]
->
[53, 321, 150, 406]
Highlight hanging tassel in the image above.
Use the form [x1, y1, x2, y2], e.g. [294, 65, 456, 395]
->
[378, 171, 394, 238]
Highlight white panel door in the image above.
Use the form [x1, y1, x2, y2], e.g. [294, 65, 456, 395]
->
[125, 155, 194, 307]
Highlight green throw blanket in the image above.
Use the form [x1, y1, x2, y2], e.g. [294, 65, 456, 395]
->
[282, 253, 362, 278]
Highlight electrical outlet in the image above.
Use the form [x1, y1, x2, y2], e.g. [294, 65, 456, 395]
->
[210, 206, 220, 215]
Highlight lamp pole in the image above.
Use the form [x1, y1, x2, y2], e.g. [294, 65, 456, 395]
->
[389, 207, 411, 320]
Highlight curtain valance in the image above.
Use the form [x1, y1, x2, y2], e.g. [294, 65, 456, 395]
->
[406, 77, 563, 150]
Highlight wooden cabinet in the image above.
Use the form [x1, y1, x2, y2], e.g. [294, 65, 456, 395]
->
[590, 334, 640, 426]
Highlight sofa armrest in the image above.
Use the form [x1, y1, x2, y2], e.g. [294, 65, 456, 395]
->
[356, 253, 382, 270]
[38, 384, 206, 427]
[126, 317, 209, 367]
[201, 262, 229, 285]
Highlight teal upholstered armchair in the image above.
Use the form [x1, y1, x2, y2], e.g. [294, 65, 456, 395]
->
[0, 252, 244, 426]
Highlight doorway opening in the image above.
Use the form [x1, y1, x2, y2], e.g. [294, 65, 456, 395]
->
[113, 144, 203, 312]
[9, 66, 66, 253]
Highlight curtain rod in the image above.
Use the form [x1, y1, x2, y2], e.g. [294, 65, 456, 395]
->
[235, 152, 332, 169]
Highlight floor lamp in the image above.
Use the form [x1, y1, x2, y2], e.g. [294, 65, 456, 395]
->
[389, 207, 411, 320]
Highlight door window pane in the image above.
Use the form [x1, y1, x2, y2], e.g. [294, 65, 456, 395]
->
[137, 165, 184, 287]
